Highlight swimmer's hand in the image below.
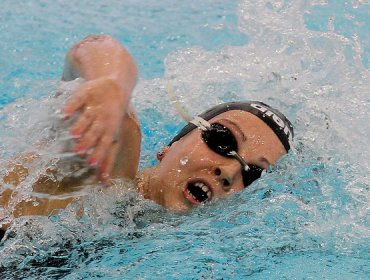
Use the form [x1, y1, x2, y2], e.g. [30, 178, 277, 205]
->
[63, 78, 128, 184]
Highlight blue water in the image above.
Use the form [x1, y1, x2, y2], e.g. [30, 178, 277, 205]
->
[1, 0, 369, 279]
[0, 0, 246, 105]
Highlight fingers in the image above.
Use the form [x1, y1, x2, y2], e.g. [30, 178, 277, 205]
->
[97, 142, 119, 185]
[73, 119, 104, 153]
[62, 79, 125, 185]
[74, 118, 119, 185]
[86, 126, 117, 167]
[70, 108, 96, 140]
[63, 85, 89, 117]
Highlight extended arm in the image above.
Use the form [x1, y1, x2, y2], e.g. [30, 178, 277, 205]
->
[62, 35, 140, 183]
[0, 35, 141, 229]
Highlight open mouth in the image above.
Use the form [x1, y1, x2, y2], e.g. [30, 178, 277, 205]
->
[184, 181, 213, 205]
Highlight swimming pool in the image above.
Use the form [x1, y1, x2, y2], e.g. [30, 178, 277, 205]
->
[0, 0, 369, 279]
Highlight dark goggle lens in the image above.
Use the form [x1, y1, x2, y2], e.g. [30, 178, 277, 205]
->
[201, 123, 238, 156]
[242, 165, 263, 187]
[202, 122, 264, 187]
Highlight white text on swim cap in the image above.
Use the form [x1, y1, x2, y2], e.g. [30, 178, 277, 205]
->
[250, 103, 292, 140]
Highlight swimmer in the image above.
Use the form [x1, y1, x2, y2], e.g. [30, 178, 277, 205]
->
[0, 35, 293, 233]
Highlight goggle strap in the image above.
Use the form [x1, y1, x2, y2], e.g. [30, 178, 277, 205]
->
[165, 81, 212, 132]
[228, 151, 250, 171]
[190, 116, 211, 131]
[165, 81, 193, 123]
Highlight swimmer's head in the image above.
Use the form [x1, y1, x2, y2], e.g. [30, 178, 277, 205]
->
[139, 101, 294, 211]
[169, 101, 294, 152]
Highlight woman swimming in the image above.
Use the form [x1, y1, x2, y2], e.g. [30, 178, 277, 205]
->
[0, 35, 293, 232]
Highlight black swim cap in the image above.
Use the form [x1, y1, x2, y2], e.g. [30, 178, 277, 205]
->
[169, 101, 294, 151]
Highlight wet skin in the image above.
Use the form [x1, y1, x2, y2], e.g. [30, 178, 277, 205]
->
[139, 110, 287, 211]
[60, 35, 286, 210]
[0, 35, 288, 230]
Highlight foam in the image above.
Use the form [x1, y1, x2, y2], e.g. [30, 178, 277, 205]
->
[0, 0, 369, 277]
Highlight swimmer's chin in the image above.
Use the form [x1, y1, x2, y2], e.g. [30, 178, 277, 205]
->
[164, 203, 191, 212]
[162, 185, 212, 212]
[161, 198, 195, 212]
[165, 196, 213, 212]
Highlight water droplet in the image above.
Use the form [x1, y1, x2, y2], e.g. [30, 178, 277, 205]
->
[180, 156, 189, 165]
[32, 200, 39, 207]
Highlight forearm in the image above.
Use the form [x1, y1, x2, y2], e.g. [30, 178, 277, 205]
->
[61, 35, 141, 183]
[62, 34, 138, 95]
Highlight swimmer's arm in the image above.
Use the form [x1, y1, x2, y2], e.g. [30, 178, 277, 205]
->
[62, 34, 138, 94]
[61, 35, 140, 183]
[0, 153, 79, 230]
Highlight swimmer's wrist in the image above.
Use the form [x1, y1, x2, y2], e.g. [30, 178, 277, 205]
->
[101, 77, 132, 109]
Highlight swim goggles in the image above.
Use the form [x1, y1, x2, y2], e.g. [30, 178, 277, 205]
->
[199, 121, 264, 187]
[166, 81, 264, 187]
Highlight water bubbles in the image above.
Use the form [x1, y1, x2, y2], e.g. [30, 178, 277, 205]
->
[180, 156, 189, 165]
[0, 1, 368, 278]
[31, 200, 39, 207]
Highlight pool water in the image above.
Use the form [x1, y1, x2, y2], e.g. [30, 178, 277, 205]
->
[0, 0, 369, 279]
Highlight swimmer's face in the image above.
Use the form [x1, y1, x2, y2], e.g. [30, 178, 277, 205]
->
[148, 110, 287, 211]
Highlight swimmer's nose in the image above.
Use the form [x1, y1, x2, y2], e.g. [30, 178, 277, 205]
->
[213, 162, 241, 191]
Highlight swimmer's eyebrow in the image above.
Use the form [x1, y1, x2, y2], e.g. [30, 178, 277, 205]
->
[220, 119, 247, 142]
